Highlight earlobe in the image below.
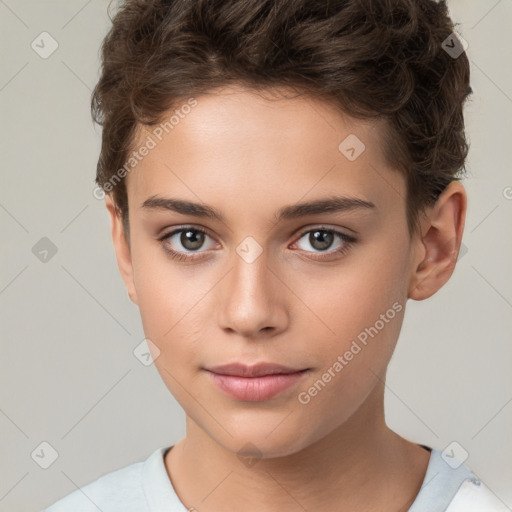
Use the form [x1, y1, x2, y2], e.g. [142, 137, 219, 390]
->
[105, 194, 139, 306]
[408, 181, 467, 301]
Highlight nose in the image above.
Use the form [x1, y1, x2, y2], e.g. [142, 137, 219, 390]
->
[217, 247, 289, 340]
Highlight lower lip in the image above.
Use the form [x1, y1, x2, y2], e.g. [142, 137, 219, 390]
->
[206, 370, 307, 401]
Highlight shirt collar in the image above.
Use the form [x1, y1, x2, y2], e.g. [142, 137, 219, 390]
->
[407, 447, 475, 512]
[142, 446, 190, 512]
[142, 445, 475, 512]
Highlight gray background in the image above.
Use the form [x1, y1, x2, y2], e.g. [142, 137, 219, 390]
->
[1, 1, 511, 511]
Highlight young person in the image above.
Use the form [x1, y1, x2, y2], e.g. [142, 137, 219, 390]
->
[43, 0, 510, 510]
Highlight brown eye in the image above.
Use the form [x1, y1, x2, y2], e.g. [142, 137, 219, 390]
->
[293, 227, 357, 261]
[307, 230, 334, 251]
[158, 226, 217, 258]
[295, 228, 354, 253]
[179, 229, 205, 251]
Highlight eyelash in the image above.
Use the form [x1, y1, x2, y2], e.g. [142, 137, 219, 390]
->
[157, 225, 357, 262]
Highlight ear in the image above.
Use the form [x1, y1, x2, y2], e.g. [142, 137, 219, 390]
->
[408, 181, 467, 301]
[105, 194, 139, 305]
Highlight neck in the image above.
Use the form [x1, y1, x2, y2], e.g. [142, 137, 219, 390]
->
[164, 384, 430, 512]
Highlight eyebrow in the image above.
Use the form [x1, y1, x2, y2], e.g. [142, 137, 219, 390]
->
[141, 194, 376, 223]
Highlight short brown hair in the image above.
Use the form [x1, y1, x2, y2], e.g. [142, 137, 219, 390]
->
[91, 0, 472, 238]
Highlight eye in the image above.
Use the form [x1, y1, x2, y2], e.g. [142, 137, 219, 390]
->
[292, 227, 356, 260]
[157, 225, 357, 263]
[157, 226, 218, 261]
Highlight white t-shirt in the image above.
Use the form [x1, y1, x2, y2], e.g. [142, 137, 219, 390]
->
[42, 445, 510, 512]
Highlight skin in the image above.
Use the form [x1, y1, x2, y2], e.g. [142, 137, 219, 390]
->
[106, 84, 467, 512]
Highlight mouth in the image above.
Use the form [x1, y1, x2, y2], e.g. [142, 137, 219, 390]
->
[204, 363, 309, 401]
[206, 362, 307, 377]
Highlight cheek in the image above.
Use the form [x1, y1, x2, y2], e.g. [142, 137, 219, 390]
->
[293, 250, 407, 349]
[131, 242, 200, 332]
[131, 255, 214, 383]
[289, 240, 408, 411]
[294, 294, 405, 435]
[134, 265, 208, 400]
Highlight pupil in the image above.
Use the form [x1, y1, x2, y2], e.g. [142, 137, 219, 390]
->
[310, 230, 333, 251]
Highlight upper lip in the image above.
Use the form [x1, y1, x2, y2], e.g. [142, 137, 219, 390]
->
[206, 363, 306, 378]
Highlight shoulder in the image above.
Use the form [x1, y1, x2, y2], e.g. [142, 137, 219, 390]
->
[445, 477, 511, 512]
[408, 446, 511, 512]
[42, 453, 150, 512]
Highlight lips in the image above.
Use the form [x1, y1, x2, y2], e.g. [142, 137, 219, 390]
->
[205, 363, 308, 401]
[207, 362, 305, 378]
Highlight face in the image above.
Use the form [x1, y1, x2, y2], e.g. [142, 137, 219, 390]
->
[110, 85, 422, 458]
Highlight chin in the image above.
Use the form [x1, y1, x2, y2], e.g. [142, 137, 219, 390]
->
[209, 421, 316, 461]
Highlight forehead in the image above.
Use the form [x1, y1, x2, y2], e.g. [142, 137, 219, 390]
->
[126, 85, 405, 219]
